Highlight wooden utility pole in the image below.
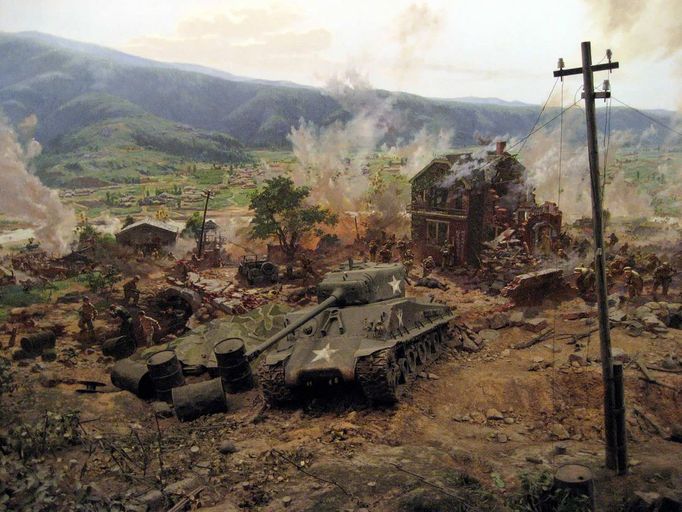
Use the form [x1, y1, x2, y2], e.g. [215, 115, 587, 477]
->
[554, 42, 625, 473]
[197, 189, 212, 258]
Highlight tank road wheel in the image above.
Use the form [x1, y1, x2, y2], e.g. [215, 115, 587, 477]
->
[416, 340, 430, 365]
[406, 346, 419, 373]
[398, 358, 410, 384]
[356, 349, 402, 405]
[259, 361, 296, 406]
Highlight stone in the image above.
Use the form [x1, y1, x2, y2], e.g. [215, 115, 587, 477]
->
[152, 401, 173, 418]
[496, 433, 508, 443]
[461, 333, 483, 353]
[525, 455, 545, 464]
[501, 349, 511, 357]
[551, 443, 568, 456]
[470, 411, 486, 424]
[164, 476, 201, 495]
[488, 312, 510, 330]
[427, 373, 440, 380]
[568, 353, 586, 366]
[39, 371, 59, 388]
[629, 491, 662, 512]
[486, 408, 504, 421]
[218, 440, 238, 454]
[611, 347, 630, 363]
[478, 329, 500, 343]
[509, 311, 525, 326]
[138, 490, 165, 512]
[522, 318, 549, 333]
[609, 309, 628, 322]
[282, 496, 292, 507]
[550, 423, 570, 440]
[504, 417, 515, 425]
[190, 445, 200, 454]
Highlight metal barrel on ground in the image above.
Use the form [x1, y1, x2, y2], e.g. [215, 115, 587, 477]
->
[20, 330, 56, 355]
[102, 335, 136, 360]
[172, 378, 228, 421]
[111, 359, 155, 399]
[214, 338, 254, 392]
[146, 350, 185, 403]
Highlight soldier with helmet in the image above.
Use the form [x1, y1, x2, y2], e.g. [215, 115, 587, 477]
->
[623, 266, 643, 299]
[652, 261, 675, 297]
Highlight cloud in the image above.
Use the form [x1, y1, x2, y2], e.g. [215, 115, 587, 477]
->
[123, 7, 332, 78]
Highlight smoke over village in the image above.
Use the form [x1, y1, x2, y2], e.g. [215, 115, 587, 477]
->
[0, 1, 682, 511]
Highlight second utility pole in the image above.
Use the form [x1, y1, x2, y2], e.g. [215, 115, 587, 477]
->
[554, 41, 625, 473]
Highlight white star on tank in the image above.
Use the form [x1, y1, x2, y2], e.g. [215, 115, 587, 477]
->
[388, 275, 402, 295]
[311, 343, 338, 363]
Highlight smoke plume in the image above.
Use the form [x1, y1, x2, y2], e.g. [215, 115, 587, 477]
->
[0, 115, 76, 254]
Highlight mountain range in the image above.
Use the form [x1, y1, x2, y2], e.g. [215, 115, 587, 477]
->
[0, 31, 676, 185]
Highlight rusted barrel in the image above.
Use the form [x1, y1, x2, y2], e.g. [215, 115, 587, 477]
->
[146, 350, 185, 403]
[102, 336, 136, 360]
[553, 464, 596, 511]
[214, 338, 253, 393]
[172, 378, 227, 422]
[20, 330, 56, 355]
[111, 359, 155, 399]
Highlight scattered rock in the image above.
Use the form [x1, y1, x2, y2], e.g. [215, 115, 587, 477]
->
[522, 318, 549, 333]
[501, 349, 511, 357]
[164, 476, 201, 495]
[551, 443, 568, 456]
[488, 313, 510, 330]
[629, 491, 662, 512]
[525, 455, 545, 464]
[611, 347, 630, 363]
[550, 424, 570, 440]
[39, 371, 59, 388]
[478, 329, 500, 343]
[282, 496, 292, 507]
[218, 440, 238, 454]
[190, 445, 200, 454]
[427, 373, 440, 380]
[568, 353, 586, 367]
[470, 412, 486, 424]
[609, 309, 627, 322]
[152, 401, 173, 418]
[138, 490, 165, 512]
[504, 417, 515, 425]
[486, 408, 504, 421]
[496, 433, 508, 443]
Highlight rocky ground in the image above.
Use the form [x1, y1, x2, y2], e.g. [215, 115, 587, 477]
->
[1, 261, 681, 511]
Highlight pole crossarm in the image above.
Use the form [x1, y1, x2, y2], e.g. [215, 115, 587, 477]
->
[553, 62, 619, 77]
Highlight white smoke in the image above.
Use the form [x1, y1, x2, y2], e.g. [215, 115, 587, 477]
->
[0, 115, 76, 254]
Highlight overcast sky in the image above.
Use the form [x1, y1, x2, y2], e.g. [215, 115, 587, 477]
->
[1, 0, 680, 110]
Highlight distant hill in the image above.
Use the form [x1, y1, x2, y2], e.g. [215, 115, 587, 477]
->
[0, 31, 677, 178]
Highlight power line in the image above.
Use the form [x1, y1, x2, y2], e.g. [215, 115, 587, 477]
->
[516, 77, 560, 158]
[611, 96, 682, 138]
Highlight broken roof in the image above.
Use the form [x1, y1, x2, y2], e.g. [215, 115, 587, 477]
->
[117, 218, 179, 235]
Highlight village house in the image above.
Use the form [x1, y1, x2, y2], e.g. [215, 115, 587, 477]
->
[116, 219, 179, 254]
[409, 141, 562, 266]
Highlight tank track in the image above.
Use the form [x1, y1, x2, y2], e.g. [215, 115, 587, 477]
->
[356, 324, 448, 405]
[259, 360, 296, 406]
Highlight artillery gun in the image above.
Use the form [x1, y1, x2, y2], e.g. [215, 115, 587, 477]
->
[246, 261, 455, 405]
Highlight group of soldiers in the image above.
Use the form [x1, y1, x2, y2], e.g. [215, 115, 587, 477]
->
[78, 274, 161, 347]
[574, 236, 676, 300]
[367, 235, 416, 271]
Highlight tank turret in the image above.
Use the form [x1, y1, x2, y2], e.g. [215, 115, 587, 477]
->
[256, 261, 455, 406]
[246, 261, 407, 360]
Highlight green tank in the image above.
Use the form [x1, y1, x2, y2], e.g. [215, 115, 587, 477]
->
[247, 261, 455, 405]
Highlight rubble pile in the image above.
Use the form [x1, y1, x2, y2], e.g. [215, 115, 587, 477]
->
[475, 235, 541, 294]
[180, 271, 277, 315]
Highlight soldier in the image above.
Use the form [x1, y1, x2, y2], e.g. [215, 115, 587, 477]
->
[645, 253, 662, 274]
[623, 267, 644, 299]
[378, 243, 392, 263]
[79, 296, 97, 337]
[557, 248, 569, 261]
[368, 240, 378, 262]
[300, 254, 319, 279]
[440, 242, 451, 270]
[396, 239, 408, 258]
[652, 262, 675, 296]
[122, 275, 141, 306]
[401, 248, 415, 273]
[136, 310, 161, 347]
[618, 242, 630, 256]
[574, 267, 595, 296]
[607, 232, 619, 247]
[109, 304, 133, 338]
[421, 256, 435, 278]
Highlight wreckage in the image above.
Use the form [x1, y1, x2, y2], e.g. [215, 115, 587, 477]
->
[255, 261, 457, 405]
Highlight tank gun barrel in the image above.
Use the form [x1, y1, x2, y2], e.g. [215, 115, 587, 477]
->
[245, 291, 341, 361]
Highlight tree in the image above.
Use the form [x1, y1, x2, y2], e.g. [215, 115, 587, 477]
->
[249, 176, 337, 263]
[183, 212, 203, 240]
[122, 215, 135, 228]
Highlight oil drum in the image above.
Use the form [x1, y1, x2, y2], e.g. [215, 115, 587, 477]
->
[111, 359, 155, 399]
[214, 338, 253, 393]
[102, 335, 136, 360]
[20, 330, 56, 356]
[172, 378, 227, 422]
[146, 350, 185, 402]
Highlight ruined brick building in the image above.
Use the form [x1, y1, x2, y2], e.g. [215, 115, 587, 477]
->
[409, 141, 562, 266]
